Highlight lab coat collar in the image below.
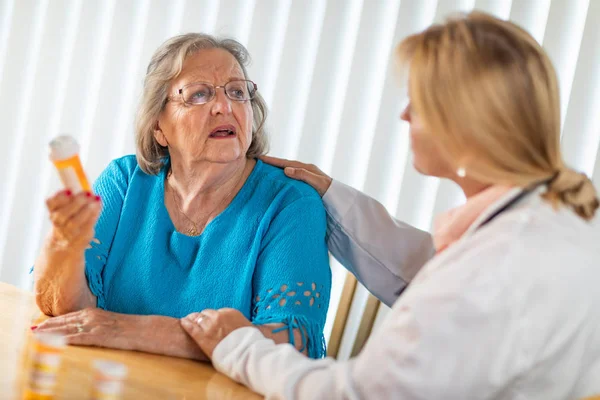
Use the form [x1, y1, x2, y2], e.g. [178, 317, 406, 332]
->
[462, 185, 544, 239]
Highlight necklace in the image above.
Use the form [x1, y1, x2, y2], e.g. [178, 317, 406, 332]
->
[167, 164, 247, 236]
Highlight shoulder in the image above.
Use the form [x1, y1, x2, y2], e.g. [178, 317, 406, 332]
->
[96, 155, 158, 184]
[472, 193, 600, 263]
[96, 155, 137, 180]
[106, 155, 141, 177]
[251, 160, 323, 208]
[425, 194, 600, 305]
[93, 155, 161, 198]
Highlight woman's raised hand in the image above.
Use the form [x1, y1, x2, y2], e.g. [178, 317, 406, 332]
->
[45, 190, 101, 251]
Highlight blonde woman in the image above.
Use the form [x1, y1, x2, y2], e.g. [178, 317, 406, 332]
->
[33, 33, 331, 360]
[181, 12, 600, 399]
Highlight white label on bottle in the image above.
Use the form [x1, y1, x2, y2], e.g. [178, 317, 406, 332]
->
[58, 166, 84, 193]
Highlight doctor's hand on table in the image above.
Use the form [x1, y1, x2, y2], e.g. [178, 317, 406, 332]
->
[259, 156, 332, 197]
[181, 309, 253, 359]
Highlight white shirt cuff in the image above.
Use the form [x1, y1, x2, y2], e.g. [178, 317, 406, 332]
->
[212, 326, 264, 376]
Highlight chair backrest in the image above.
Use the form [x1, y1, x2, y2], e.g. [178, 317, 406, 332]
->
[327, 272, 385, 360]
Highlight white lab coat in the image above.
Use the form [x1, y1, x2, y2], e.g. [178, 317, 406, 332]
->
[323, 179, 435, 306]
[211, 180, 600, 400]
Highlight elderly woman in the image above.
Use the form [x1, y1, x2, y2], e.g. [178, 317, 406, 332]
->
[181, 12, 600, 399]
[33, 33, 331, 360]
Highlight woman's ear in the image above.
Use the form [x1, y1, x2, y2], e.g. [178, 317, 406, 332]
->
[153, 120, 168, 147]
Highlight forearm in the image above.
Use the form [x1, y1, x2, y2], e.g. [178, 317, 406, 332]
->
[324, 179, 434, 306]
[34, 234, 95, 316]
[212, 327, 335, 398]
[133, 315, 209, 361]
[132, 319, 300, 360]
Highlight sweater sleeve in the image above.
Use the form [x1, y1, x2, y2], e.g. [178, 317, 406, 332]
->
[84, 158, 130, 309]
[251, 196, 332, 359]
[323, 179, 434, 306]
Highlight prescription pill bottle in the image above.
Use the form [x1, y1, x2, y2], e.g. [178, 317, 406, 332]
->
[22, 333, 66, 400]
[48, 135, 91, 193]
[90, 360, 128, 400]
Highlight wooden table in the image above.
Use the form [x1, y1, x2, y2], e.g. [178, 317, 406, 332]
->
[0, 282, 261, 399]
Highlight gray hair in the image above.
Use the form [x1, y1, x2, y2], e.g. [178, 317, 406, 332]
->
[135, 33, 269, 175]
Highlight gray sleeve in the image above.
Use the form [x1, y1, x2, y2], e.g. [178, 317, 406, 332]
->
[322, 180, 435, 307]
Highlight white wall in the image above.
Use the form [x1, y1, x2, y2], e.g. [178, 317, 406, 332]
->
[0, 0, 599, 346]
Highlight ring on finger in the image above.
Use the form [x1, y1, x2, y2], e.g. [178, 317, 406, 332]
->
[195, 315, 205, 326]
[75, 322, 84, 333]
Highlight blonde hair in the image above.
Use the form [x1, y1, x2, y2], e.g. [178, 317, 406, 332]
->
[397, 11, 599, 220]
[135, 33, 269, 175]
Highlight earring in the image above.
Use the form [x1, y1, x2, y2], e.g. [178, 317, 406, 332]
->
[456, 167, 466, 178]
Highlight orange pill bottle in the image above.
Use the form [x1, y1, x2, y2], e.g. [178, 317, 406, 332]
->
[48, 135, 90, 193]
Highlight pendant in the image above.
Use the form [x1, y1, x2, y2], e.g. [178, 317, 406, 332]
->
[188, 226, 200, 236]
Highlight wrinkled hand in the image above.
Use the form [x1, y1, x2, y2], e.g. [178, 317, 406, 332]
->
[181, 309, 253, 360]
[34, 308, 136, 350]
[259, 156, 332, 197]
[46, 190, 102, 250]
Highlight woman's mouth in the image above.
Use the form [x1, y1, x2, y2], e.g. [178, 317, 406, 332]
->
[209, 125, 237, 139]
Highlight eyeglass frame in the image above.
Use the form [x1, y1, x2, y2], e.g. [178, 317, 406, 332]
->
[165, 79, 258, 106]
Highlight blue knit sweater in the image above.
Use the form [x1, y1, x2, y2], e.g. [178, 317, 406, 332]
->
[85, 156, 331, 358]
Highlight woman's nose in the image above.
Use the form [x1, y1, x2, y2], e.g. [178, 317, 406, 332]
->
[210, 88, 232, 115]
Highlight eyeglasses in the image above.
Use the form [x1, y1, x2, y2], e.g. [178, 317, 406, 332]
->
[167, 79, 258, 105]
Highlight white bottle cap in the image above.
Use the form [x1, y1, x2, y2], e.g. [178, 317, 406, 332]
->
[92, 360, 128, 379]
[49, 135, 80, 162]
[33, 332, 67, 348]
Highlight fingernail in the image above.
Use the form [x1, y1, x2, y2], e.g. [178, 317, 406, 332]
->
[94, 195, 101, 202]
[181, 318, 191, 327]
[65, 190, 72, 196]
[30, 326, 38, 330]
[285, 167, 295, 175]
[85, 191, 92, 198]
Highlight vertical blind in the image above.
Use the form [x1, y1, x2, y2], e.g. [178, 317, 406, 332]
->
[0, 0, 598, 353]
